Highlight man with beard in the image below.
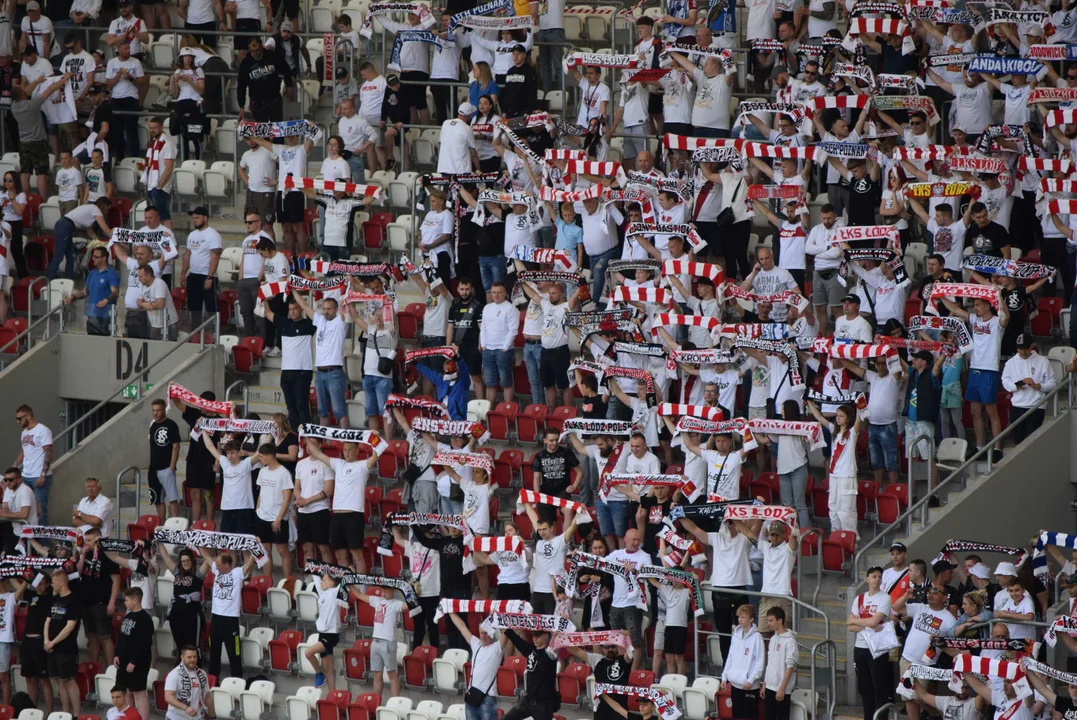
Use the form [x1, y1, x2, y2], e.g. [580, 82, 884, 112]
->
[446, 278, 484, 398]
[237, 36, 295, 123]
[914, 678, 986, 720]
[502, 629, 559, 720]
[566, 433, 628, 551]
[565, 641, 632, 720]
[180, 207, 221, 326]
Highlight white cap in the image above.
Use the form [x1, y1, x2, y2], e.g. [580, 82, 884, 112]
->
[458, 102, 476, 116]
[179, 47, 196, 57]
[969, 562, 992, 580]
[994, 561, 1018, 577]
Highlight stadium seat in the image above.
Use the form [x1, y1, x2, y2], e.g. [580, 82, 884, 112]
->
[317, 690, 353, 720]
[349, 693, 382, 720]
[344, 640, 373, 685]
[517, 405, 549, 443]
[556, 662, 592, 707]
[432, 648, 468, 694]
[485, 401, 520, 441]
[269, 629, 305, 673]
[287, 686, 324, 720]
[375, 697, 414, 720]
[241, 679, 276, 719]
[496, 656, 526, 699]
[404, 645, 439, 689]
[821, 530, 858, 574]
[127, 514, 161, 543]
[684, 677, 721, 720]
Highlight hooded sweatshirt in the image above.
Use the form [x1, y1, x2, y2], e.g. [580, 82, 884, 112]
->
[721, 624, 765, 689]
[764, 629, 799, 693]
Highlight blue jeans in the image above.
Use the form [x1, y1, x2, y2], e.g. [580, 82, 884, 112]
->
[868, 422, 899, 472]
[465, 692, 498, 720]
[347, 154, 366, 182]
[596, 498, 629, 537]
[47, 218, 76, 280]
[478, 256, 506, 294]
[26, 474, 51, 526]
[778, 464, 810, 528]
[523, 342, 543, 400]
[147, 188, 172, 221]
[482, 348, 513, 389]
[536, 28, 566, 93]
[363, 375, 393, 419]
[440, 496, 463, 516]
[590, 247, 619, 305]
[315, 367, 348, 421]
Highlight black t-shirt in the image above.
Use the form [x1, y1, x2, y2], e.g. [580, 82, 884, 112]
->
[276, 432, 299, 476]
[847, 176, 880, 229]
[918, 272, 956, 317]
[594, 656, 632, 720]
[448, 297, 482, 347]
[382, 86, 411, 125]
[531, 448, 580, 496]
[415, 532, 468, 596]
[24, 586, 52, 636]
[117, 609, 154, 666]
[1000, 285, 1028, 355]
[169, 572, 203, 616]
[79, 548, 121, 606]
[277, 315, 316, 339]
[640, 496, 674, 555]
[182, 407, 218, 477]
[46, 591, 82, 653]
[92, 101, 113, 137]
[476, 217, 505, 257]
[581, 394, 608, 419]
[505, 630, 558, 701]
[968, 222, 1010, 258]
[148, 419, 181, 471]
[1055, 696, 1077, 720]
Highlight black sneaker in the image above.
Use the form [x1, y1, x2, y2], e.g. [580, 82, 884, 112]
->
[991, 448, 1003, 463]
[928, 496, 941, 508]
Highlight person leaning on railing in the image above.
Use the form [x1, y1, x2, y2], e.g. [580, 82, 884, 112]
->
[64, 244, 118, 336]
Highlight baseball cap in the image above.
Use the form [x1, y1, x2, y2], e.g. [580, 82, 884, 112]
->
[969, 562, 992, 580]
[179, 47, 195, 57]
[458, 102, 476, 116]
[386, 73, 400, 85]
[890, 542, 907, 553]
[995, 561, 1018, 577]
[281, 19, 294, 31]
[912, 350, 934, 364]
[1016, 333, 1033, 349]
[511, 43, 527, 53]
[25, 1, 39, 9]
[841, 294, 861, 304]
[336, 67, 348, 78]
[932, 560, 955, 573]
[951, 124, 967, 134]
[188, 206, 209, 217]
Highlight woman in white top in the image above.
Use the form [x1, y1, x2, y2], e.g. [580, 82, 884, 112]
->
[471, 29, 532, 82]
[806, 399, 862, 538]
[754, 400, 812, 527]
[878, 165, 911, 250]
[473, 520, 531, 601]
[471, 95, 501, 173]
[420, 189, 455, 287]
[202, 435, 257, 536]
[317, 135, 351, 246]
[171, 47, 207, 158]
[0, 171, 26, 278]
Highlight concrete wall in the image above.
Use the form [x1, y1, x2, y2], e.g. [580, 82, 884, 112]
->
[0, 336, 61, 472]
[48, 346, 226, 530]
[56, 334, 201, 403]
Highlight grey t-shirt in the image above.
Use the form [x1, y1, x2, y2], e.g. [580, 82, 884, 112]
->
[11, 95, 46, 143]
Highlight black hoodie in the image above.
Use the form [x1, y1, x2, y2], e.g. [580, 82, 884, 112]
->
[237, 47, 294, 110]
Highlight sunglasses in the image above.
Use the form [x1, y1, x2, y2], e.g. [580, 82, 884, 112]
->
[245, 220, 258, 224]
[15, 415, 26, 421]
[804, 71, 817, 75]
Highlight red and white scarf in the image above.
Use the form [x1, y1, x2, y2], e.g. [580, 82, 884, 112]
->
[432, 451, 493, 475]
[742, 142, 821, 161]
[466, 535, 525, 557]
[721, 284, 810, 312]
[1029, 88, 1077, 105]
[383, 394, 449, 421]
[283, 176, 383, 198]
[558, 418, 635, 439]
[1020, 157, 1071, 174]
[947, 156, 1006, 175]
[625, 222, 707, 252]
[410, 417, 490, 444]
[517, 489, 592, 523]
[813, 338, 896, 359]
[844, 17, 914, 53]
[651, 313, 722, 340]
[662, 134, 737, 150]
[723, 503, 799, 527]
[258, 274, 347, 301]
[803, 94, 871, 118]
[1048, 199, 1077, 216]
[952, 654, 1024, 681]
[892, 146, 951, 162]
[747, 418, 826, 450]
[662, 260, 724, 283]
[905, 180, 977, 198]
[927, 282, 999, 313]
[1045, 109, 1077, 128]
[404, 346, 457, 365]
[545, 148, 588, 162]
[434, 598, 532, 620]
[167, 383, 234, 417]
[538, 184, 607, 203]
[878, 336, 956, 356]
[658, 403, 725, 420]
[550, 630, 633, 656]
[611, 286, 674, 306]
[593, 685, 681, 720]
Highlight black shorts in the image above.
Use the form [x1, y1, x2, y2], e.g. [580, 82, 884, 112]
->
[665, 625, 687, 655]
[399, 71, 429, 113]
[83, 603, 111, 639]
[297, 509, 331, 546]
[46, 651, 78, 680]
[221, 508, 253, 535]
[663, 122, 693, 138]
[117, 662, 150, 691]
[329, 511, 365, 550]
[271, 0, 300, 17]
[647, 93, 663, 115]
[185, 467, 216, 491]
[254, 516, 289, 544]
[539, 345, 571, 390]
[459, 343, 482, 379]
[278, 191, 305, 225]
[496, 582, 531, 601]
[318, 632, 340, 656]
[234, 18, 261, 51]
[21, 636, 47, 678]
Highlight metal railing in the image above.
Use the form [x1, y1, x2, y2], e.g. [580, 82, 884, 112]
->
[902, 433, 934, 539]
[851, 372, 1074, 581]
[798, 527, 824, 627]
[0, 301, 65, 359]
[872, 703, 901, 720]
[696, 584, 836, 720]
[225, 379, 250, 418]
[115, 465, 142, 531]
[53, 312, 220, 455]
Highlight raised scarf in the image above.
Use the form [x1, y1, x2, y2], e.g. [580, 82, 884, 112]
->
[258, 274, 347, 301]
[448, 0, 512, 31]
[1031, 531, 1077, 578]
[434, 598, 531, 620]
[154, 526, 269, 567]
[167, 384, 234, 417]
[488, 613, 576, 632]
[516, 489, 592, 523]
[358, 2, 434, 37]
[625, 222, 707, 253]
[662, 260, 724, 284]
[734, 337, 803, 386]
[237, 119, 320, 140]
[283, 176, 383, 198]
[409, 417, 490, 445]
[558, 418, 634, 440]
[927, 283, 999, 314]
[947, 156, 1006, 175]
[404, 346, 457, 364]
[593, 684, 681, 720]
[383, 394, 449, 421]
[906, 181, 976, 198]
[962, 254, 1055, 281]
[549, 630, 633, 656]
[747, 418, 826, 450]
[564, 52, 639, 69]
[297, 424, 389, 454]
[512, 245, 577, 271]
[432, 451, 494, 475]
[908, 315, 974, 355]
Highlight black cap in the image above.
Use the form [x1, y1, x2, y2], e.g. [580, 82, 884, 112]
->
[890, 542, 907, 552]
[912, 350, 934, 364]
[21, 46, 36, 56]
[841, 294, 861, 304]
[188, 206, 209, 217]
[932, 560, 955, 573]
[385, 73, 400, 85]
[335, 67, 348, 79]
[1016, 333, 1033, 349]
[511, 43, 527, 53]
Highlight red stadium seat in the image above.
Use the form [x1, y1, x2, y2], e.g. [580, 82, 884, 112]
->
[496, 656, 527, 698]
[403, 645, 439, 689]
[884, 483, 910, 509]
[877, 493, 901, 525]
[546, 405, 577, 433]
[192, 519, 216, 531]
[821, 530, 857, 574]
[747, 482, 774, 504]
[556, 662, 592, 706]
[344, 640, 372, 684]
[242, 575, 273, 616]
[517, 405, 548, 443]
[317, 690, 353, 720]
[486, 401, 520, 441]
[348, 693, 382, 720]
[127, 514, 161, 543]
[268, 629, 304, 673]
[857, 480, 879, 521]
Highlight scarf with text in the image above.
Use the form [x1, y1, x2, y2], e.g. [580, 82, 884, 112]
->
[488, 613, 576, 633]
[1028, 44, 1077, 60]
[454, 13, 531, 29]
[195, 418, 280, 443]
[877, 336, 955, 356]
[719, 323, 790, 340]
[409, 417, 490, 445]
[670, 349, 736, 365]
[567, 551, 644, 607]
[1031, 531, 1077, 578]
[237, 119, 320, 140]
[404, 346, 457, 365]
[564, 52, 640, 69]
[386, 512, 466, 529]
[558, 418, 634, 439]
[692, 146, 744, 164]
[154, 527, 269, 567]
[17, 526, 79, 544]
[172, 664, 209, 716]
[258, 274, 347, 301]
[383, 394, 449, 422]
[512, 245, 577, 271]
[625, 172, 694, 203]
[723, 502, 798, 527]
[832, 63, 877, 91]
[167, 384, 234, 417]
[947, 156, 1006, 175]
[432, 451, 494, 475]
[614, 341, 669, 360]
[836, 225, 900, 250]
[963, 254, 1055, 280]
[307, 561, 423, 615]
[974, 126, 1034, 158]
[734, 337, 803, 386]
[841, 248, 909, 286]
[448, 0, 512, 30]
[388, 31, 443, 70]
[494, 122, 546, 168]
[663, 44, 736, 75]
[747, 184, 805, 201]
[721, 284, 810, 313]
[805, 389, 867, 407]
[637, 563, 705, 616]
[872, 95, 940, 125]
[308, 260, 395, 278]
[748, 418, 826, 450]
[434, 598, 531, 620]
[1022, 658, 1077, 686]
[625, 222, 707, 253]
[1045, 615, 1077, 647]
[933, 637, 1032, 651]
[593, 684, 681, 720]
[359, 2, 434, 37]
[517, 490, 593, 523]
[1028, 88, 1077, 105]
[968, 55, 1043, 75]
[549, 630, 633, 657]
[297, 424, 389, 454]
[905, 181, 977, 198]
[876, 73, 923, 92]
[908, 315, 974, 354]
[927, 283, 999, 314]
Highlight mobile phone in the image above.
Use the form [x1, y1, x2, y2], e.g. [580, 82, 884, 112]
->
[1015, 380, 1025, 387]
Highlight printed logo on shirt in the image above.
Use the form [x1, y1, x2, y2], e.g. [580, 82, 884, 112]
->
[607, 662, 624, 680]
[153, 427, 171, 447]
[913, 612, 944, 634]
[214, 570, 237, 600]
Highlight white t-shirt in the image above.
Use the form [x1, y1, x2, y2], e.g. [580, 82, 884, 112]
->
[273, 143, 309, 193]
[829, 428, 858, 478]
[462, 478, 492, 535]
[760, 541, 795, 596]
[240, 232, 270, 279]
[436, 118, 476, 174]
[369, 595, 404, 641]
[77, 493, 113, 536]
[338, 114, 376, 154]
[408, 539, 441, 597]
[532, 534, 566, 593]
[995, 592, 1036, 639]
[358, 75, 386, 122]
[295, 456, 333, 514]
[21, 15, 55, 57]
[108, 15, 146, 55]
[186, 227, 223, 276]
[164, 666, 205, 720]
[221, 458, 256, 511]
[708, 529, 753, 586]
[927, 219, 966, 272]
[210, 561, 245, 617]
[865, 371, 901, 426]
[62, 50, 95, 99]
[606, 548, 652, 608]
[174, 68, 205, 102]
[255, 465, 294, 523]
[420, 210, 454, 262]
[140, 277, 178, 329]
[658, 584, 691, 627]
[3, 482, 36, 533]
[19, 423, 52, 477]
[700, 448, 741, 501]
[240, 147, 276, 193]
[851, 590, 892, 649]
[902, 605, 956, 664]
[968, 314, 1002, 371]
[105, 57, 144, 100]
[316, 583, 347, 634]
[492, 548, 529, 584]
[576, 78, 610, 129]
[328, 457, 368, 513]
[953, 82, 993, 135]
[690, 69, 731, 130]
[313, 314, 346, 367]
[660, 71, 694, 124]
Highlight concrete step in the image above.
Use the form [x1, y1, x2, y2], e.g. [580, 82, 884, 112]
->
[249, 400, 289, 415]
[247, 384, 287, 407]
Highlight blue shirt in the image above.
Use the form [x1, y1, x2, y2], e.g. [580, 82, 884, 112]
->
[469, 80, 500, 117]
[554, 218, 583, 253]
[416, 356, 471, 420]
[708, 0, 736, 33]
[86, 266, 120, 318]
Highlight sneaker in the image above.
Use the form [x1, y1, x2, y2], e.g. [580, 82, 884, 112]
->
[264, 347, 281, 357]
[928, 496, 941, 508]
[385, 158, 396, 171]
[991, 448, 1003, 463]
[315, 672, 326, 687]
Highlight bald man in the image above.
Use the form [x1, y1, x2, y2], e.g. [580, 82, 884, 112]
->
[635, 151, 663, 178]
[606, 528, 652, 670]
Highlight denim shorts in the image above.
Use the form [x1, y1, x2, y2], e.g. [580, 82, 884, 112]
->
[596, 498, 629, 537]
[363, 375, 393, 419]
[965, 368, 1000, 404]
[482, 348, 513, 388]
[478, 256, 506, 293]
[147, 188, 171, 221]
[315, 366, 348, 419]
[868, 422, 899, 472]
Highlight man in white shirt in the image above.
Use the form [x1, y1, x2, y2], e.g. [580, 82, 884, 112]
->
[994, 582, 1036, 640]
[13, 405, 52, 525]
[140, 117, 176, 229]
[437, 104, 479, 175]
[521, 500, 578, 615]
[164, 647, 212, 720]
[1001, 334, 1056, 445]
[843, 356, 904, 486]
[337, 98, 376, 181]
[581, 198, 624, 301]
[292, 291, 350, 429]
[357, 62, 388, 170]
[72, 476, 113, 537]
[606, 528, 652, 671]
[741, 247, 799, 322]
[180, 207, 222, 325]
[805, 205, 845, 335]
[19, 2, 54, 61]
[197, 548, 256, 679]
[518, 278, 575, 408]
[478, 282, 520, 404]
[236, 213, 272, 339]
[670, 51, 734, 137]
[104, 40, 145, 160]
[135, 264, 178, 340]
[255, 237, 291, 356]
[238, 138, 278, 238]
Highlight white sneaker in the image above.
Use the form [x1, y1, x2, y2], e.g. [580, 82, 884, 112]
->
[264, 347, 281, 357]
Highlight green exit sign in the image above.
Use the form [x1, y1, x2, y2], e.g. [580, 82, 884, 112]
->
[121, 383, 153, 399]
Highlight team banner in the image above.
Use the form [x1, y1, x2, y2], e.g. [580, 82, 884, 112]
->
[871, 95, 940, 125]
[1028, 44, 1077, 60]
[947, 156, 1006, 175]
[409, 417, 490, 444]
[154, 527, 269, 567]
[488, 613, 576, 633]
[962, 254, 1056, 280]
[238, 119, 320, 140]
[968, 55, 1042, 75]
[906, 181, 976, 198]
[432, 451, 494, 475]
[927, 283, 999, 313]
[434, 599, 532, 620]
[297, 425, 389, 454]
[1028, 88, 1077, 105]
[908, 315, 974, 355]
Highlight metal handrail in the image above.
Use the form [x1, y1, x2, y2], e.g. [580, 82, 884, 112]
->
[798, 527, 824, 626]
[903, 433, 935, 538]
[225, 379, 250, 418]
[0, 301, 65, 357]
[53, 313, 220, 455]
[852, 372, 1075, 580]
[115, 466, 141, 533]
[873, 703, 901, 720]
[697, 583, 835, 720]
[25, 276, 47, 332]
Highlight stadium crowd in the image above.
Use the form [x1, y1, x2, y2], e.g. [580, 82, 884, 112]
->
[4, 0, 1077, 718]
